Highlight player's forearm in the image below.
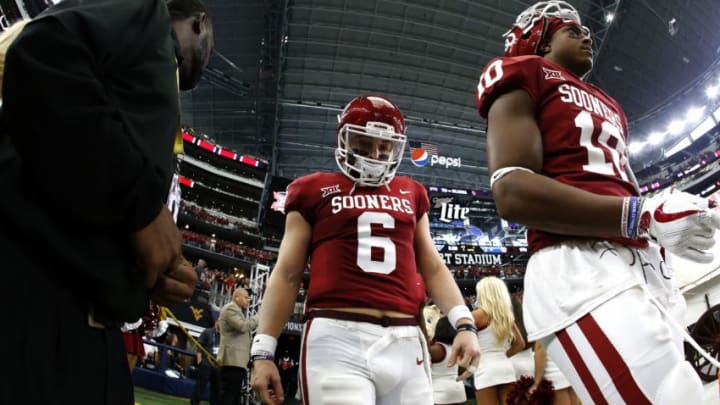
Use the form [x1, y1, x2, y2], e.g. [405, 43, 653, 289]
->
[424, 265, 471, 325]
[533, 342, 547, 383]
[493, 171, 625, 237]
[256, 268, 302, 337]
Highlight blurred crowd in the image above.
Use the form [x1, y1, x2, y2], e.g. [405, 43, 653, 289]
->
[448, 265, 525, 280]
[181, 230, 276, 266]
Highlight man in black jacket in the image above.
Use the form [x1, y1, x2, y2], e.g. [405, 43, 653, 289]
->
[193, 317, 221, 405]
[0, 0, 213, 404]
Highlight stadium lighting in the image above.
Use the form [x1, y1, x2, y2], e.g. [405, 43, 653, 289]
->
[629, 141, 646, 154]
[685, 106, 705, 123]
[690, 116, 715, 140]
[647, 131, 664, 145]
[706, 85, 719, 99]
[664, 138, 691, 157]
[605, 13, 615, 23]
[634, 68, 720, 158]
[667, 120, 685, 135]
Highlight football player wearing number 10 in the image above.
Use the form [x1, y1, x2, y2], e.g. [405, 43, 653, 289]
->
[250, 95, 481, 405]
[477, 2, 720, 404]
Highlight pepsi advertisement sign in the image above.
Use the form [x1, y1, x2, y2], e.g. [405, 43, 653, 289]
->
[410, 147, 462, 168]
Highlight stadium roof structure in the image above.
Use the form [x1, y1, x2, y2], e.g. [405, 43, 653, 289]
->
[182, 0, 720, 190]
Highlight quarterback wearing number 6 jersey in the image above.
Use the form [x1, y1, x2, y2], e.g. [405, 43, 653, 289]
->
[285, 172, 428, 315]
[250, 95, 481, 405]
[477, 2, 720, 405]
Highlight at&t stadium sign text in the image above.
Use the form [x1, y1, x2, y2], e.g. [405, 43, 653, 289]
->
[440, 253, 504, 266]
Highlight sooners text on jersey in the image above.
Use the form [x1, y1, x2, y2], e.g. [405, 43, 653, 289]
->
[285, 172, 429, 315]
[476, 55, 646, 252]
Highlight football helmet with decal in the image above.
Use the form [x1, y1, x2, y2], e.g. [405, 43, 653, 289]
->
[504, 1, 588, 57]
[335, 95, 407, 187]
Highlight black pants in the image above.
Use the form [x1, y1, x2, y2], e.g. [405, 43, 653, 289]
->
[280, 367, 299, 401]
[219, 366, 247, 405]
[192, 362, 220, 405]
[2, 246, 133, 405]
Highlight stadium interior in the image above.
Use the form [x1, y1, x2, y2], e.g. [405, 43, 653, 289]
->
[4, 0, 720, 403]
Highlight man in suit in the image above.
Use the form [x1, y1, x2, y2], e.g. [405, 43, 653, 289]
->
[0, 0, 213, 404]
[192, 317, 221, 405]
[218, 288, 258, 405]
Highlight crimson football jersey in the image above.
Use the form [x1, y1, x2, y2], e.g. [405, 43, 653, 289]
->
[476, 55, 647, 252]
[285, 172, 430, 315]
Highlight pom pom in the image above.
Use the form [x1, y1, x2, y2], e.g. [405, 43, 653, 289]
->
[141, 303, 162, 335]
[507, 376, 555, 405]
[532, 378, 556, 403]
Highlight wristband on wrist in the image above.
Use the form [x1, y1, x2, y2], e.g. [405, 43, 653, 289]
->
[250, 353, 275, 362]
[621, 196, 643, 239]
[620, 197, 630, 238]
[249, 353, 274, 369]
[455, 323, 479, 334]
[447, 305, 473, 330]
[250, 333, 277, 357]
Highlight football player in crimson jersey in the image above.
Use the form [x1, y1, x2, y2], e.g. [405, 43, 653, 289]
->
[250, 95, 481, 405]
[477, 1, 720, 404]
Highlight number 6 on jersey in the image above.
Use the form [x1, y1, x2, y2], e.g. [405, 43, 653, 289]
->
[357, 211, 396, 274]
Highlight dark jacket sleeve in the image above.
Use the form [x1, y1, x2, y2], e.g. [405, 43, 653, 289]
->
[198, 328, 211, 350]
[2, 0, 179, 231]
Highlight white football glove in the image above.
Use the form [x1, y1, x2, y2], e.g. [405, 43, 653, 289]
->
[636, 190, 719, 263]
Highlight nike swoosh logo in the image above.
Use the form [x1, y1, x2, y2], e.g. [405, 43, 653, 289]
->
[416, 357, 424, 365]
[653, 202, 704, 223]
[400, 190, 411, 195]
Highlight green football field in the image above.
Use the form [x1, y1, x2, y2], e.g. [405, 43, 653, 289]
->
[134, 387, 187, 405]
[133, 387, 477, 404]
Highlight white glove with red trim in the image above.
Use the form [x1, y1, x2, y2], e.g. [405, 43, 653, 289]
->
[634, 190, 719, 263]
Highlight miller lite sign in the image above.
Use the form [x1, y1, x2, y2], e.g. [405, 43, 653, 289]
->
[433, 196, 469, 223]
[439, 203, 469, 223]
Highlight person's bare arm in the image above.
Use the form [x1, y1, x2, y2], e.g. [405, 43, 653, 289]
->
[251, 211, 311, 405]
[416, 215, 472, 322]
[472, 308, 490, 330]
[489, 89, 720, 262]
[415, 213, 480, 379]
[531, 341, 548, 393]
[151, 257, 197, 305]
[429, 342, 446, 363]
[487, 89, 624, 237]
[506, 322, 525, 357]
[255, 211, 311, 337]
[132, 206, 184, 287]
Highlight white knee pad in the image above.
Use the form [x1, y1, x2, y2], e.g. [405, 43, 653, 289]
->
[654, 361, 702, 405]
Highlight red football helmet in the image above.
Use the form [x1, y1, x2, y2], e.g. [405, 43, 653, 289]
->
[335, 95, 407, 187]
[503, 1, 586, 57]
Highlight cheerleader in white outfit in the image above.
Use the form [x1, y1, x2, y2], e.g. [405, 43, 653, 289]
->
[472, 277, 525, 405]
[509, 295, 534, 380]
[429, 317, 467, 405]
[531, 341, 581, 405]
